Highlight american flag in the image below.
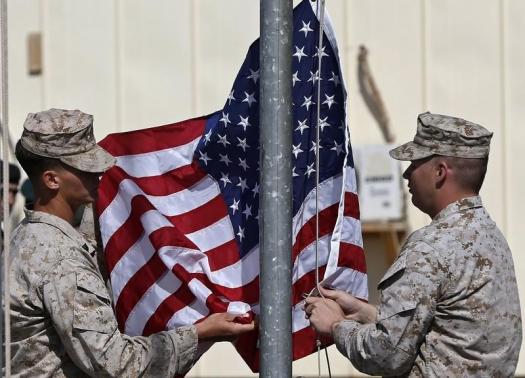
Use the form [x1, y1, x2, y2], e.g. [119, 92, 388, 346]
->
[96, 0, 366, 371]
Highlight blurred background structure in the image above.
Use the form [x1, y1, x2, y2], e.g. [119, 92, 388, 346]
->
[4, 0, 525, 376]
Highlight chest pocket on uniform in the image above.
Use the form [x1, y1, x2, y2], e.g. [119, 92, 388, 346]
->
[73, 272, 117, 334]
[376, 252, 417, 321]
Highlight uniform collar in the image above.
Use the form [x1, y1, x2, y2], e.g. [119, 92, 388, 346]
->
[23, 209, 96, 256]
[432, 195, 483, 223]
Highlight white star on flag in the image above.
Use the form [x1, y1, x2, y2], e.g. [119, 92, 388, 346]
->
[237, 137, 250, 152]
[247, 68, 260, 83]
[242, 92, 257, 107]
[227, 90, 236, 105]
[238, 115, 251, 131]
[219, 172, 232, 187]
[293, 46, 308, 62]
[299, 20, 313, 37]
[219, 112, 231, 126]
[295, 118, 309, 134]
[322, 94, 337, 109]
[292, 143, 304, 158]
[198, 151, 211, 165]
[217, 133, 230, 147]
[219, 153, 232, 166]
[301, 96, 315, 111]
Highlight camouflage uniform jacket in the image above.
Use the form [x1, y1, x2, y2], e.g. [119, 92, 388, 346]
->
[333, 196, 522, 377]
[8, 209, 198, 377]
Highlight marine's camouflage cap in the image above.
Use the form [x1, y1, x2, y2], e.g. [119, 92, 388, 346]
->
[389, 112, 493, 161]
[21, 108, 115, 173]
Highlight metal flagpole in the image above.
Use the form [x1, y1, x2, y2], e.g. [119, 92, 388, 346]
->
[0, 0, 11, 375]
[259, 0, 293, 376]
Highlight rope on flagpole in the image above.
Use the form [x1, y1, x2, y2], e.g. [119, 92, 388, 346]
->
[313, 1, 332, 377]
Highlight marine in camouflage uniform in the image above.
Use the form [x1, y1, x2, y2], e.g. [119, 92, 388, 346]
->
[306, 112, 522, 377]
[7, 109, 254, 377]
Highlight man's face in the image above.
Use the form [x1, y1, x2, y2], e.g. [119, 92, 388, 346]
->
[402, 156, 437, 216]
[57, 165, 101, 208]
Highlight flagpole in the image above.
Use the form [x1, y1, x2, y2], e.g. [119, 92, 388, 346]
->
[259, 0, 293, 376]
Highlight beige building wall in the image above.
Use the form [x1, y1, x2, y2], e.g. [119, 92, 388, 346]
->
[6, 0, 525, 376]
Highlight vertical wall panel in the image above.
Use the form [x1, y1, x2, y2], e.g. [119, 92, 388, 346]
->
[345, 0, 429, 236]
[43, 0, 117, 141]
[117, 0, 193, 131]
[7, 0, 43, 144]
[192, 0, 259, 116]
[426, 0, 505, 227]
[504, 0, 525, 373]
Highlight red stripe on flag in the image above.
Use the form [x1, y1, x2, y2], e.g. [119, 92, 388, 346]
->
[204, 239, 241, 271]
[99, 116, 207, 157]
[338, 242, 366, 273]
[292, 265, 327, 305]
[167, 194, 229, 235]
[104, 196, 198, 274]
[171, 264, 260, 305]
[344, 191, 360, 219]
[97, 161, 207, 215]
[292, 202, 339, 261]
[142, 284, 196, 336]
[115, 253, 167, 330]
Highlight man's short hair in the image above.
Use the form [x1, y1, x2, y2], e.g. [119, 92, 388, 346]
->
[15, 140, 62, 181]
[439, 156, 488, 194]
[0, 160, 21, 185]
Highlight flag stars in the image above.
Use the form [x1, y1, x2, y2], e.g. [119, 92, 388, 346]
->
[322, 94, 337, 109]
[237, 137, 250, 152]
[292, 71, 301, 87]
[230, 198, 240, 214]
[238, 115, 251, 131]
[217, 133, 230, 147]
[227, 90, 236, 105]
[219, 112, 231, 127]
[203, 130, 212, 145]
[301, 96, 315, 111]
[237, 226, 245, 242]
[308, 70, 322, 84]
[242, 204, 252, 219]
[219, 153, 232, 166]
[199, 151, 211, 165]
[247, 68, 260, 84]
[219, 172, 232, 187]
[292, 166, 299, 177]
[319, 117, 331, 131]
[295, 118, 309, 134]
[292, 143, 304, 158]
[331, 141, 344, 156]
[239, 157, 249, 171]
[252, 182, 259, 198]
[313, 45, 329, 58]
[310, 140, 323, 152]
[237, 177, 248, 192]
[293, 46, 308, 62]
[299, 20, 313, 37]
[329, 71, 341, 86]
[306, 163, 316, 178]
[242, 91, 257, 107]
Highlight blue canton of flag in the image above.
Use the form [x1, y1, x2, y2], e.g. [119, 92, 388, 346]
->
[195, 0, 348, 258]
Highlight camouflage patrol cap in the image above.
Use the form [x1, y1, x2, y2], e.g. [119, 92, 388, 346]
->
[389, 112, 493, 161]
[20, 108, 115, 173]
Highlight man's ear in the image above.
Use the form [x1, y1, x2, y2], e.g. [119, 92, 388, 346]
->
[41, 169, 61, 191]
[435, 159, 449, 188]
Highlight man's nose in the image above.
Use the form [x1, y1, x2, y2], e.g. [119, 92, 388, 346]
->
[402, 166, 412, 180]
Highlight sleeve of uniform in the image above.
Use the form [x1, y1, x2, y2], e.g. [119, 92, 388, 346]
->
[332, 239, 442, 376]
[41, 259, 198, 377]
